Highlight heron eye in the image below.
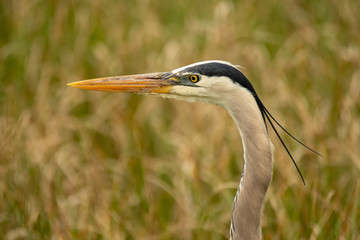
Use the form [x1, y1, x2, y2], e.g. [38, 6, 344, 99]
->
[189, 75, 200, 83]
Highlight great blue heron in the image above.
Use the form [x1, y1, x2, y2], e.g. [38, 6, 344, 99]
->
[68, 60, 319, 240]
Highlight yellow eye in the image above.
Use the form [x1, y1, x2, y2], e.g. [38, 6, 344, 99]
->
[189, 75, 200, 83]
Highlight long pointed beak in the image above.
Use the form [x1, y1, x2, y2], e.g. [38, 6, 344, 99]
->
[67, 72, 176, 94]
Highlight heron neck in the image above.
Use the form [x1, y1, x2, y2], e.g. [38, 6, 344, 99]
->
[226, 91, 273, 240]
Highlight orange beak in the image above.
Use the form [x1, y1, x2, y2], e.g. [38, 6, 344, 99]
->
[67, 72, 176, 94]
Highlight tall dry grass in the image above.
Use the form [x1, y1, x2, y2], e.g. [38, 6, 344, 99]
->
[0, 0, 359, 239]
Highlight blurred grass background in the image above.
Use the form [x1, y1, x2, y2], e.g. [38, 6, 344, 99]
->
[0, 0, 359, 239]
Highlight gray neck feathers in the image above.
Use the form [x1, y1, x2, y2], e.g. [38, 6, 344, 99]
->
[225, 88, 273, 240]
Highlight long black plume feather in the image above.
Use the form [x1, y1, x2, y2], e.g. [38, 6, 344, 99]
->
[262, 109, 306, 185]
[262, 106, 322, 157]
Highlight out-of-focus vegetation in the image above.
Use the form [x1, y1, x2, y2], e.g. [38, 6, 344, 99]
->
[0, 0, 359, 239]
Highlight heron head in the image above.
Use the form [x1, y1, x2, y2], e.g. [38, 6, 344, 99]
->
[67, 61, 259, 108]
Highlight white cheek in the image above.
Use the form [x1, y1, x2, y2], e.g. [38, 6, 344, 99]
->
[167, 86, 218, 105]
[170, 85, 203, 96]
[198, 76, 237, 95]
